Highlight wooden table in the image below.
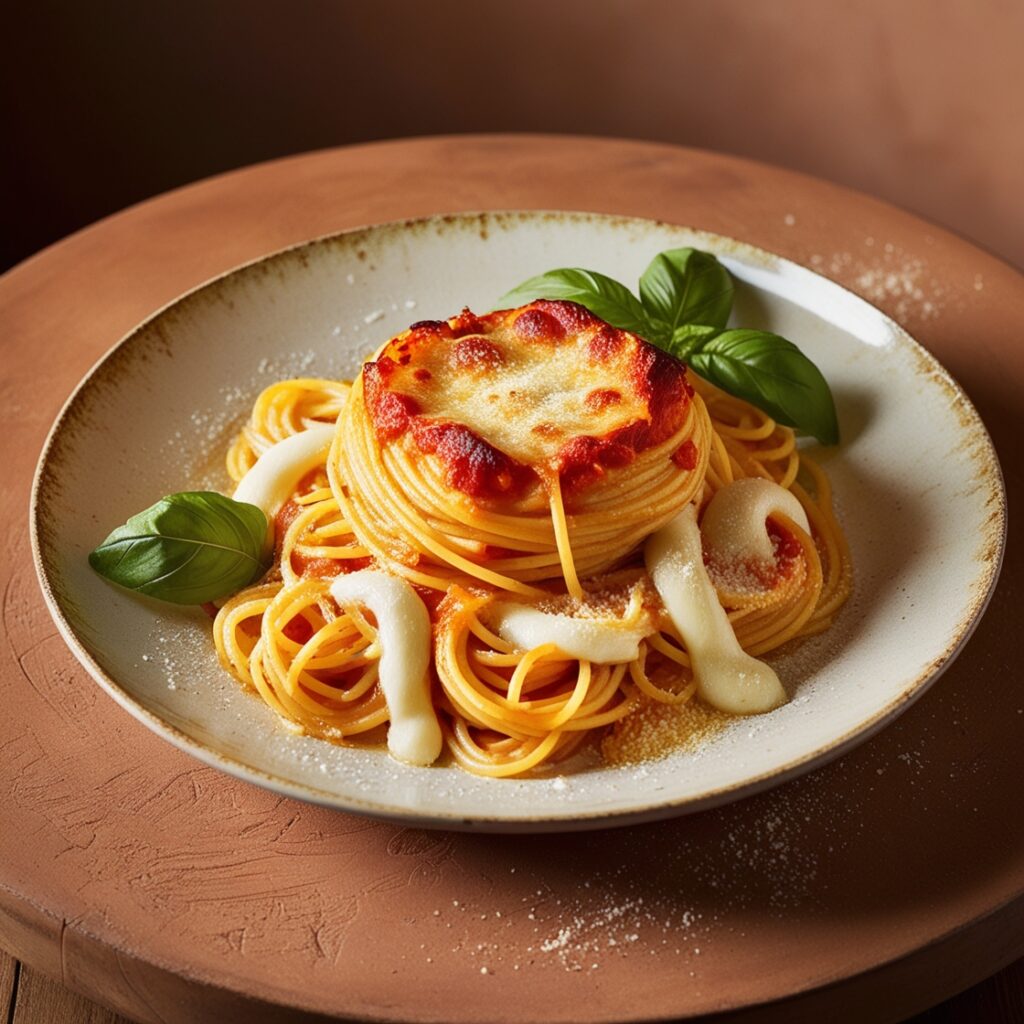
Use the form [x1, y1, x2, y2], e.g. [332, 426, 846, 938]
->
[4, 947, 1018, 1023]
[1, 136, 1022, 1023]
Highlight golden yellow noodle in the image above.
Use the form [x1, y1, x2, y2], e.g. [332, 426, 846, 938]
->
[277, 483, 369, 584]
[215, 576, 387, 742]
[434, 587, 639, 777]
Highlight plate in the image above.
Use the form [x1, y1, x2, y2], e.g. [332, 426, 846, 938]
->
[30, 211, 1005, 832]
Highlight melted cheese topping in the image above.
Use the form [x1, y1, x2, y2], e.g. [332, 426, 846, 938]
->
[489, 587, 652, 664]
[701, 478, 810, 564]
[399, 333, 645, 467]
[329, 570, 442, 766]
[362, 302, 691, 496]
[645, 505, 786, 714]
[233, 424, 336, 524]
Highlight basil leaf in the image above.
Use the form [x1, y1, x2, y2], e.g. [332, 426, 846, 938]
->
[89, 491, 271, 605]
[665, 324, 719, 363]
[639, 249, 734, 331]
[689, 330, 839, 444]
[496, 268, 660, 342]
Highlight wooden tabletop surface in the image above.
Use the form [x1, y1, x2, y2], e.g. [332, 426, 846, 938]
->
[2, 136, 1023, 1023]
[3, 946, 1021, 1023]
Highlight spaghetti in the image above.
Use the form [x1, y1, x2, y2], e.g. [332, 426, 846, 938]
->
[213, 300, 852, 776]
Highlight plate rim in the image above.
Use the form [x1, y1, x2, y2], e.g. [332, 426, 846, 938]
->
[28, 208, 1009, 831]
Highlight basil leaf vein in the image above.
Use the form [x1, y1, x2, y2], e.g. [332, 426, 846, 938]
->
[665, 324, 720, 363]
[89, 491, 271, 605]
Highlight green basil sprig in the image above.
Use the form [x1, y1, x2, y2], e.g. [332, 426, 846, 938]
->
[89, 491, 271, 605]
[498, 247, 838, 445]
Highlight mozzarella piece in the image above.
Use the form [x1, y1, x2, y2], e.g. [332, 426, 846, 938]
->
[232, 423, 335, 526]
[645, 505, 786, 714]
[329, 570, 442, 766]
[491, 598, 651, 664]
[701, 478, 809, 564]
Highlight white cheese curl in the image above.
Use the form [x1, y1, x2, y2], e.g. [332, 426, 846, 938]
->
[645, 504, 786, 714]
[329, 570, 442, 766]
[232, 424, 336, 528]
[490, 598, 651, 664]
[700, 478, 810, 565]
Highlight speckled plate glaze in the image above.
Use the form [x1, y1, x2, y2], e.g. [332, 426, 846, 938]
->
[30, 212, 1005, 832]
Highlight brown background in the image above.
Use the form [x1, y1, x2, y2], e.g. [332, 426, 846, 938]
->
[3, 0, 1022, 273]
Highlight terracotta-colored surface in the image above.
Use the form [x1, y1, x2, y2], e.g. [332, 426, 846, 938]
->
[1, 137, 1023, 1022]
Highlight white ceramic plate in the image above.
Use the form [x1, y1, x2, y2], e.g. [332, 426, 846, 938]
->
[31, 212, 1005, 832]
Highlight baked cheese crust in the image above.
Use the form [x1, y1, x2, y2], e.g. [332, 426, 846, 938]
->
[361, 300, 694, 502]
